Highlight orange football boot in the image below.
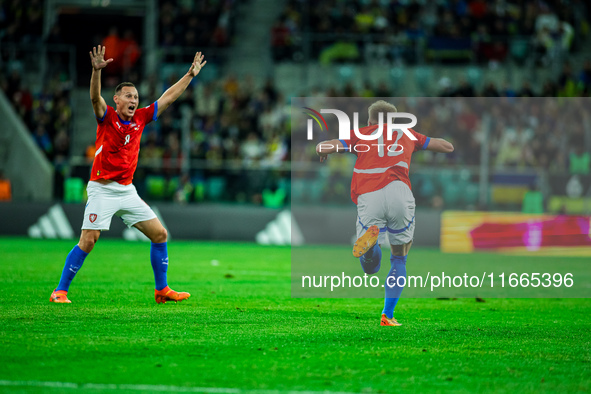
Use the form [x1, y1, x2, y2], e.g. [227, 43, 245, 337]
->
[155, 286, 190, 304]
[353, 225, 380, 257]
[49, 289, 71, 304]
[380, 314, 402, 326]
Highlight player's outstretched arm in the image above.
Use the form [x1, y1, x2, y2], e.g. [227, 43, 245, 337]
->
[89, 45, 113, 119]
[316, 139, 345, 162]
[156, 51, 206, 118]
[425, 138, 454, 153]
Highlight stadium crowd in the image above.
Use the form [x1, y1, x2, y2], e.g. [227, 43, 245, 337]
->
[1, 0, 589, 206]
[295, 75, 590, 171]
[159, 0, 236, 50]
[272, 0, 589, 65]
[2, 63, 590, 204]
[129, 74, 290, 204]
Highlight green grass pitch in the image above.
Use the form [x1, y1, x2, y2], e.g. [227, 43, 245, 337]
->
[1, 238, 590, 393]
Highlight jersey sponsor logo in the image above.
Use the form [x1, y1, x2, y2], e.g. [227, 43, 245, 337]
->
[89, 213, 98, 223]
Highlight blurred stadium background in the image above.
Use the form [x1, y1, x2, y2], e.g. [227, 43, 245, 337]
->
[0, 0, 590, 247]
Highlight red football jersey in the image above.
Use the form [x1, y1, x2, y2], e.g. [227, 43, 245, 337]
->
[90, 102, 158, 185]
[339, 124, 430, 204]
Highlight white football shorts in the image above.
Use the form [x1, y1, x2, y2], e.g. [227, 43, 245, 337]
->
[356, 180, 416, 245]
[82, 181, 157, 231]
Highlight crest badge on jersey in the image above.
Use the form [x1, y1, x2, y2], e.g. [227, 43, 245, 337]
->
[89, 214, 97, 223]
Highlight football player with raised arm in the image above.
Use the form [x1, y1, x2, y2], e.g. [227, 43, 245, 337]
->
[316, 100, 454, 326]
[50, 45, 206, 304]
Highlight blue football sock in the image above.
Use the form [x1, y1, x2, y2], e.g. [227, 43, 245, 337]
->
[382, 254, 407, 319]
[151, 242, 169, 291]
[56, 245, 89, 292]
[360, 243, 382, 274]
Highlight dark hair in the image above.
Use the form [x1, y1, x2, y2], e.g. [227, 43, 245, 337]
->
[115, 82, 136, 95]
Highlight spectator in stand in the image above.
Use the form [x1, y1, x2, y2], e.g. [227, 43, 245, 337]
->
[541, 80, 558, 96]
[273, 0, 587, 65]
[579, 60, 591, 94]
[558, 63, 575, 88]
[212, 3, 232, 46]
[518, 81, 535, 97]
[163, 133, 183, 177]
[481, 82, 499, 97]
[0, 171, 12, 201]
[271, 16, 292, 62]
[101, 27, 123, 75]
[158, 0, 235, 48]
[33, 124, 53, 158]
[501, 82, 516, 97]
[120, 29, 141, 77]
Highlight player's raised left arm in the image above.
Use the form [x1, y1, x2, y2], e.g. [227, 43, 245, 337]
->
[156, 51, 206, 118]
[425, 137, 454, 153]
[316, 139, 345, 162]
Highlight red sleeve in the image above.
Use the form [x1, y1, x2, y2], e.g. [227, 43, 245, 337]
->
[137, 102, 158, 124]
[411, 129, 430, 153]
[338, 130, 360, 154]
[96, 105, 113, 124]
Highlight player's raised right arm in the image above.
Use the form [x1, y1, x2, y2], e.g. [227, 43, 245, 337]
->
[89, 45, 113, 119]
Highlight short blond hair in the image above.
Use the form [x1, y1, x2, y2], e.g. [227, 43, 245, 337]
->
[368, 100, 397, 124]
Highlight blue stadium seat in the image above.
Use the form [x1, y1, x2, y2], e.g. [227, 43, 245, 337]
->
[456, 169, 472, 190]
[510, 39, 530, 62]
[418, 176, 436, 199]
[414, 67, 433, 93]
[338, 65, 355, 82]
[291, 178, 307, 203]
[462, 183, 480, 205]
[437, 169, 456, 188]
[442, 183, 461, 207]
[278, 178, 291, 199]
[308, 179, 324, 203]
[198, 63, 219, 83]
[458, 169, 472, 183]
[206, 177, 226, 201]
[466, 68, 482, 87]
[390, 67, 406, 88]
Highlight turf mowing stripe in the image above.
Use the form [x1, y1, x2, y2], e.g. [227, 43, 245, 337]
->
[0, 380, 361, 394]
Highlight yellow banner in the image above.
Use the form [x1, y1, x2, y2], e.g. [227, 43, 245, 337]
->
[441, 211, 591, 256]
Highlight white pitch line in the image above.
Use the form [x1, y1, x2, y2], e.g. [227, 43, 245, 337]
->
[230, 270, 287, 276]
[0, 380, 362, 394]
